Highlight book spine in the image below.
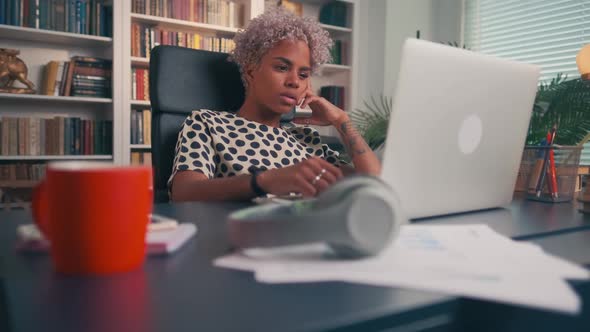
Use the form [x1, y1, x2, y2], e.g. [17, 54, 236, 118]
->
[143, 109, 151, 145]
[137, 110, 144, 145]
[0, 118, 9, 155]
[73, 117, 80, 155]
[29, 118, 39, 156]
[64, 118, 71, 155]
[89, 119, 94, 155]
[69, 118, 75, 154]
[39, 118, 45, 155]
[93, 120, 100, 154]
[131, 109, 137, 144]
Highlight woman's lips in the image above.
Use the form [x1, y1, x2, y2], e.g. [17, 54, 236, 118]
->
[279, 95, 297, 105]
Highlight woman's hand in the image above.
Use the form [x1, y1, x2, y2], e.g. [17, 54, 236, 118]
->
[292, 84, 348, 127]
[257, 157, 344, 197]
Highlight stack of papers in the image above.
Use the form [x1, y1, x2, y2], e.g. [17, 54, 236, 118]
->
[215, 224, 589, 314]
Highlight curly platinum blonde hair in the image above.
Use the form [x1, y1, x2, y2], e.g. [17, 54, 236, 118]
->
[229, 7, 333, 87]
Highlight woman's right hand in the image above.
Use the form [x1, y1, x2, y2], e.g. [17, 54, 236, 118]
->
[257, 157, 344, 197]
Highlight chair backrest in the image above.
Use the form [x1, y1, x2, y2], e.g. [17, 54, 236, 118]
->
[149, 45, 245, 202]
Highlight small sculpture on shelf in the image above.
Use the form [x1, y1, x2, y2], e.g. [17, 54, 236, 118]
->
[0, 48, 35, 94]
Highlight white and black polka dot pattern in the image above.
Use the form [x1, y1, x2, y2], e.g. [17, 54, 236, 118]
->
[168, 109, 342, 187]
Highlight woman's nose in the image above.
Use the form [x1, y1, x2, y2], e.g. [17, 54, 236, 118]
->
[285, 71, 300, 88]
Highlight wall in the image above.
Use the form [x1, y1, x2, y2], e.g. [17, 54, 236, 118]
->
[356, 0, 463, 107]
[355, 0, 388, 109]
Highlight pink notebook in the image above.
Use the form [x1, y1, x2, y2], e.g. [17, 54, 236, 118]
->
[16, 223, 197, 255]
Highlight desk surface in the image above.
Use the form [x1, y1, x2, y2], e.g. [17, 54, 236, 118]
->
[530, 230, 590, 266]
[1, 197, 590, 332]
[416, 194, 590, 240]
[0, 205, 455, 332]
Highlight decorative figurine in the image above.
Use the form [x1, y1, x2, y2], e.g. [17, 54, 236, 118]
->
[0, 48, 35, 94]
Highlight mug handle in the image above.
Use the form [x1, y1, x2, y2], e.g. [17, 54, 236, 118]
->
[32, 180, 51, 240]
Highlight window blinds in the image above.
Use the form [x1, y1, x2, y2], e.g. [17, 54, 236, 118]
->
[464, 0, 590, 83]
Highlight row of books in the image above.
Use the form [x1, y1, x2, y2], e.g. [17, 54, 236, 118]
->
[131, 0, 245, 28]
[132, 68, 150, 101]
[330, 40, 349, 66]
[319, 1, 349, 28]
[0, 0, 113, 37]
[320, 86, 345, 111]
[0, 117, 113, 156]
[0, 163, 45, 182]
[131, 151, 152, 166]
[132, 22, 235, 58]
[131, 109, 152, 145]
[42, 56, 112, 98]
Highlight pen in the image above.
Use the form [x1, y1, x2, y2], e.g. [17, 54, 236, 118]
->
[535, 134, 553, 198]
[527, 144, 545, 195]
[547, 126, 558, 199]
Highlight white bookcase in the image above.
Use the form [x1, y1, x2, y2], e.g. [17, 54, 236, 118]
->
[0, 0, 357, 171]
[121, 0, 265, 165]
[0, 1, 124, 192]
[293, 0, 358, 139]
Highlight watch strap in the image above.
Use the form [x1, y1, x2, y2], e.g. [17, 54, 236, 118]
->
[249, 166, 267, 197]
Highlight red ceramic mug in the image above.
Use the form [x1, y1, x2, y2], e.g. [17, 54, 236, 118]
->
[32, 161, 153, 275]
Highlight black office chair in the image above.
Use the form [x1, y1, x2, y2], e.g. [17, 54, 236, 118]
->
[149, 45, 245, 203]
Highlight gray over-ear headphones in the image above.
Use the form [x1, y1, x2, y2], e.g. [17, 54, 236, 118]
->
[227, 176, 407, 258]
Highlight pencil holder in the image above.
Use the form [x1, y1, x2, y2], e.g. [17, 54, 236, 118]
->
[521, 145, 582, 203]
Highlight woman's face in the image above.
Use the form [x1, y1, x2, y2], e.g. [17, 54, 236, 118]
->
[246, 39, 312, 115]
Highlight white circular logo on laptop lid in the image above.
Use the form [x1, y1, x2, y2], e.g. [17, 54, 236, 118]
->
[458, 114, 483, 154]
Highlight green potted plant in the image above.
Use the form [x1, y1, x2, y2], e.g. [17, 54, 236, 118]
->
[349, 94, 392, 153]
[527, 74, 590, 145]
[516, 74, 590, 196]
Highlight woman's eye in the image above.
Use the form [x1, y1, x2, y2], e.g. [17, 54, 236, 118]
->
[276, 65, 288, 71]
[299, 73, 309, 79]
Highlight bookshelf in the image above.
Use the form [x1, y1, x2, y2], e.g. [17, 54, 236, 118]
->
[130, 12, 240, 34]
[0, 180, 39, 188]
[131, 99, 151, 106]
[0, 0, 358, 183]
[130, 144, 152, 149]
[0, 24, 113, 46]
[131, 56, 150, 65]
[0, 92, 113, 103]
[295, 0, 358, 138]
[319, 23, 352, 33]
[0, 155, 113, 161]
[320, 63, 352, 73]
[0, 1, 122, 201]
[121, 0, 266, 165]
[120, 0, 357, 164]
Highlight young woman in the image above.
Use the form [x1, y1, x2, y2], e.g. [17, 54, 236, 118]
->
[170, 8, 381, 201]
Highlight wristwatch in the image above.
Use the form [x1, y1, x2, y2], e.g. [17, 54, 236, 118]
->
[248, 166, 267, 197]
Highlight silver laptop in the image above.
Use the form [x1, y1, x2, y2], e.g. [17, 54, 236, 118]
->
[381, 38, 540, 219]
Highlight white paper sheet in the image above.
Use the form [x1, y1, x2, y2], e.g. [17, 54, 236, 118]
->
[213, 224, 588, 314]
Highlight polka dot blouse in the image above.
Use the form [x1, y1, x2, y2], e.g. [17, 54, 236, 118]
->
[168, 109, 343, 187]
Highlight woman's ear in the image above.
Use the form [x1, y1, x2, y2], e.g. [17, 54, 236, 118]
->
[244, 65, 256, 86]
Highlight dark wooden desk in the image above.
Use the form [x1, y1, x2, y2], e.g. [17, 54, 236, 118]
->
[0, 206, 456, 332]
[529, 230, 590, 266]
[415, 195, 590, 240]
[1, 198, 589, 332]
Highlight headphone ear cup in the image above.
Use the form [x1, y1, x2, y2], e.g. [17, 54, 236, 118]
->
[328, 184, 406, 258]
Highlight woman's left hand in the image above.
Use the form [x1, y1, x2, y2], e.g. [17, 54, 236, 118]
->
[292, 84, 347, 127]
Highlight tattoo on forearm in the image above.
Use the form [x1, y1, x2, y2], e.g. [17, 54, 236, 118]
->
[339, 121, 367, 158]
